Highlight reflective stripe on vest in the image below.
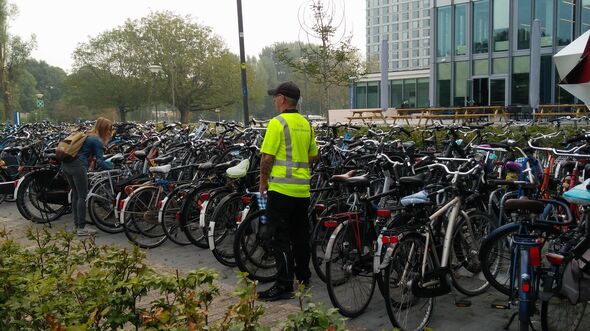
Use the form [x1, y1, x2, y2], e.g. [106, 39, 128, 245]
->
[269, 115, 310, 186]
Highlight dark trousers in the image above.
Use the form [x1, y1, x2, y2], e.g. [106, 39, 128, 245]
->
[61, 159, 88, 229]
[266, 191, 311, 288]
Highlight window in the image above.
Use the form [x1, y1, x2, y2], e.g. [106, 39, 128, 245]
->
[557, 0, 574, 46]
[493, 58, 509, 74]
[455, 62, 469, 105]
[535, 0, 554, 47]
[455, 4, 467, 56]
[390, 80, 403, 107]
[512, 56, 530, 105]
[416, 78, 429, 107]
[473, 0, 489, 53]
[517, 0, 532, 49]
[540, 56, 552, 104]
[437, 6, 452, 57]
[413, 30, 420, 38]
[582, 0, 590, 33]
[355, 84, 367, 108]
[438, 63, 452, 107]
[367, 82, 380, 108]
[404, 79, 417, 107]
[473, 59, 488, 76]
[493, 0, 509, 51]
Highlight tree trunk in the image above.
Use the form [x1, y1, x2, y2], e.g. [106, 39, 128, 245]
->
[3, 79, 11, 122]
[180, 108, 189, 124]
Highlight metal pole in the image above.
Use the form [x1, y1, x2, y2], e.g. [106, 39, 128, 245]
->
[529, 19, 541, 113]
[380, 38, 389, 111]
[171, 65, 175, 113]
[236, 0, 249, 125]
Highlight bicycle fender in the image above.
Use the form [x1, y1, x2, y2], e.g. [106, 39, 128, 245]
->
[324, 220, 349, 261]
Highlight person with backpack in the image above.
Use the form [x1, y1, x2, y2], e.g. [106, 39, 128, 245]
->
[61, 117, 114, 236]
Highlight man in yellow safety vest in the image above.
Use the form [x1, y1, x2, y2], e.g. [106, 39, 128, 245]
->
[257, 81, 318, 301]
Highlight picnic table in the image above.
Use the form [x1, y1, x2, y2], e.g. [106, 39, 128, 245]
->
[346, 108, 388, 124]
[394, 106, 507, 126]
[533, 104, 589, 120]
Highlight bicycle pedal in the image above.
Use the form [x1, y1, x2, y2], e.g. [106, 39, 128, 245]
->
[455, 299, 471, 307]
[491, 302, 510, 309]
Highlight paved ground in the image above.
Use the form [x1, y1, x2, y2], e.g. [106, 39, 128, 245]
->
[0, 202, 586, 330]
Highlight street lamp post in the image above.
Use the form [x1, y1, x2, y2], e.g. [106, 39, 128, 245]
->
[148, 64, 163, 122]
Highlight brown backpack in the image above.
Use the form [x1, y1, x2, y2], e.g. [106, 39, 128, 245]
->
[56, 132, 87, 162]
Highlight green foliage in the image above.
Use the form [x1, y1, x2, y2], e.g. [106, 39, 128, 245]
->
[283, 283, 348, 331]
[0, 227, 308, 330]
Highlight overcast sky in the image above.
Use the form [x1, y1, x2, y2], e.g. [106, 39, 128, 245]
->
[9, 0, 366, 72]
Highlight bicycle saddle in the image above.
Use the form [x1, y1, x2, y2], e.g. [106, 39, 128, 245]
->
[214, 159, 240, 171]
[402, 141, 415, 150]
[106, 153, 124, 163]
[149, 164, 171, 174]
[226, 159, 250, 179]
[400, 190, 430, 206]
[330, 170, 356, 182]
[399, 172, 428, 185]
[153, 155, 174, 165]
[505, 161, 521, 172]
[504, 198, 545, 214]
[133, 150, 147, 160]
[344, 175, 370, 188]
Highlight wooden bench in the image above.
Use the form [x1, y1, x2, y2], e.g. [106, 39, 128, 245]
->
[533, 104, 588, 120]
[347, 108, 388, 124]
[387, 115, 413, 125]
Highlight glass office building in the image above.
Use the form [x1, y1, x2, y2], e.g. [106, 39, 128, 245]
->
[432, 0, 589, 107]
[367, 0, 432, 70]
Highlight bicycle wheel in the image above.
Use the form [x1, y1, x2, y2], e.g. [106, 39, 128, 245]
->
[480, 222, 558, 296]
[122, 186, 167, 249]
[451, 210, 494, 296]
[160, 187, 191, 246]
[209, 193, 244, 267]
[233, 209, 277, 283]
[16, 170, 69, 223]
[179, 186, 212, 249]
[541, 296, 586, 331]
[325, 219, 376, 318]
[383, 233, 434, 331]
[88, 178, 123, 233]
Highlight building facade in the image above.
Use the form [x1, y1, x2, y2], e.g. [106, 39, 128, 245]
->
[367, 0, 432, 71]
[356, 0, 588, 110]
[432, 0, 590, 107]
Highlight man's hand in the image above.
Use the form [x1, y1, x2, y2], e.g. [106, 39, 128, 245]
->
[259, 181, 268, 196]
[259, 153, 274, 195]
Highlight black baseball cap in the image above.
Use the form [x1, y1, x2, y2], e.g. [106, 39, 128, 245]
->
[267, 81, 301, 101]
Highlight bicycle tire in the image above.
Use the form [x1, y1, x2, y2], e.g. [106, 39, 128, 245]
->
[88, 177, 123, 233]
[16, 170, 68, 223]
[233, 209, 277, 283]
[209, 193, 244, 267]
[179, 185, 216, 249]
[383, 233, 434, 331]
[451, 210, 494, 296]
[479, 222, 558, 296]
[160, 187, 191, 246]
[540, 296, 586, 331]
[122, 186, 167, 249]
[325, 219, 376, 318]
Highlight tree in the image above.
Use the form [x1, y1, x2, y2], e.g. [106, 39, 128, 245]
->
[0, 1, 35, 121]
[71, 11, 243, 123]
[274, 0, 365, 116]
[25, 59, 67, 116]
[71, 24, 150, 122]
[139, 12, 241, 123]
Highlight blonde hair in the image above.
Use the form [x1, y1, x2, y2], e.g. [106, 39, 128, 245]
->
[91, 117, 113, 144]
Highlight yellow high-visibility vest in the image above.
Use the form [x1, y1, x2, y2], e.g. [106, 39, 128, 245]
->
[261, 112, 317, 198]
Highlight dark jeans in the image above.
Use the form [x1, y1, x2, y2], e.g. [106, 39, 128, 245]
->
[61, 159, 88, 229]
[265, 191, 311, 288]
